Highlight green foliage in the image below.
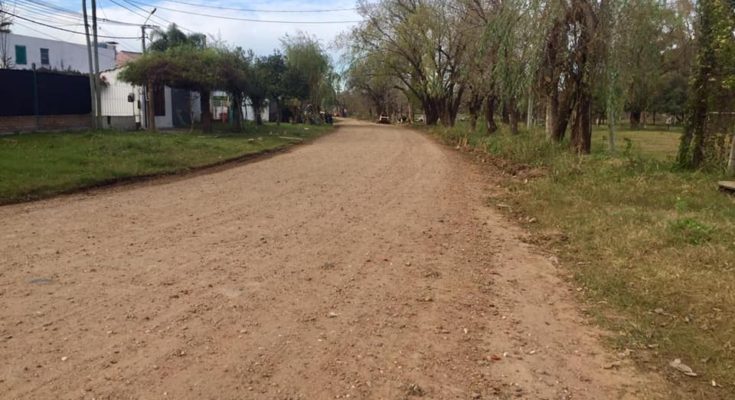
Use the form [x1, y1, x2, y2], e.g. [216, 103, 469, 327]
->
[148, 23, 206, 52]
[119, 46, 220, 91]
[677, 0, 735, 170]
[281, 32, 334, 111]
[667, 218, 716, 245]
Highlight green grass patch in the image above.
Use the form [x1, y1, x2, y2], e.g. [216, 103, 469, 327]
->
[0, 122, 333, 203]
[428, 121, 735, 399]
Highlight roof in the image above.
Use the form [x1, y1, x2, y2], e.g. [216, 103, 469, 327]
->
[116, 51, 141, 67]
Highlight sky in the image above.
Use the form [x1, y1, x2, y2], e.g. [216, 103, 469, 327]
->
[6, 0, 362, 58]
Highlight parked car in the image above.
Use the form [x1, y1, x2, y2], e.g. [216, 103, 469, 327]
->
[378, 114, 390, 124]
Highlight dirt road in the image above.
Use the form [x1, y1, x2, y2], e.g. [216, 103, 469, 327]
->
[1, 120, 664, 399]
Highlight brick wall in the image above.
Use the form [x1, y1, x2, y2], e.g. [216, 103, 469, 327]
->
[0, 114, 93, 133]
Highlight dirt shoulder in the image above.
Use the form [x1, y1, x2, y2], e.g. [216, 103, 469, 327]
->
[0, 120, 668, 399]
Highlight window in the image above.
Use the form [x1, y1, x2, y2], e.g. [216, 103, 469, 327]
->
[15, 45, 26, 65]
[40, 48, 49, 65]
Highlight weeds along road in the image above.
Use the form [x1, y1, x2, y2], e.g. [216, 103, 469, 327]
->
[0, 120, 667, 399]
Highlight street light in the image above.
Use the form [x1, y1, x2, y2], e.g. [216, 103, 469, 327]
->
[141, 8, 156, 53]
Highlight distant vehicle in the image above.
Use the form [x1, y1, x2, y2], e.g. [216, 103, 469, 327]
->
[378, 114, 390, 124]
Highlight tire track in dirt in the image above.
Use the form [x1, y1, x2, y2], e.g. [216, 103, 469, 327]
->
[0, 120, 669, 399]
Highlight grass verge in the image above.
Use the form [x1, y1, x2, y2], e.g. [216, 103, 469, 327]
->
[429, 122, 734, 399]
[0, 122, 334, 204]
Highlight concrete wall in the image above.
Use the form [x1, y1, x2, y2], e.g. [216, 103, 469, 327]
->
[243, 99, 270, 122]
[99, 68, 176, 130]
[100, 68, 140, 123]
[153, 87, 173, 129]
[0, 115, 92, 133]
[101, 116, 137, 131]
[2, 33, 116, 73]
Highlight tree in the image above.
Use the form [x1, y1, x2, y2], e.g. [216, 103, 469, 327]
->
[281, 32, 333, 122]
[486, 0, 544, 134]
[539, 0, 601, 153]
[345, 52, 396, 118]
[148, 24, 207, 52]
[215, 47, 250, 131]
[617, 0, 668, 129]
[677, 0, 735, 170]
[257, 52, 288, 125]
[350, 0, 467, 126]
[246, 54, 269, 125]
[120, 46, 219, 132]
[0, 0, 14, 69]
[459, 0, 499, 133]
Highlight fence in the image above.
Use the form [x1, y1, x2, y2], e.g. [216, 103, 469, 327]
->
[0, 68, 92, 132]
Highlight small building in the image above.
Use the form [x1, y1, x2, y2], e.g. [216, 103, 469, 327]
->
[244, 98, 270, 123]
[1, 33, 116, 73]
[211, 91, 270, 123]
[98, 51, 201, 130]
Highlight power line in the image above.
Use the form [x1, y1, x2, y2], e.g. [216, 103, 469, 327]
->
[114, 0, 197, 33]
[4, 11, 141, 38]
[13, 20, 64, 40]
[104, 0, 152, 22]
[147, 0, 357, 13]
[13, 5, 97, 31]
[19, 0, 145, 26]
[123, 0, 362, 24]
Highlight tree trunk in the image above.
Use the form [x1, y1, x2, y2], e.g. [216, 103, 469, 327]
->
[147, 80, 156, 132]
[607, 106, 616, 152]
[546, 94, 570, 142]
[509, 97, 519, 134]
[200, 89, 212, 133]
[485, 95, 498, 134]
[254, 103, 263, 125]
[526, 90, 534, 129]
[275, 100, 281, 126]
[469, 113, 478, 131]
[501, 101, 510, 124]
[629, 110, 642, 129]
[678, 2, 716, 170]
[571, 94, 592, 154]
[424, 99, 440, 125]
[231, 94, 242, 132]
[468, 93, 483, 131]
[728, 134, 735, 176]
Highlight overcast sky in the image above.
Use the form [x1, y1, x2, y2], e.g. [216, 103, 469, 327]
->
[8, 0, 361, 58]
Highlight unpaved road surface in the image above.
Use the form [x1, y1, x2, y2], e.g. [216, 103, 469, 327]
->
[1, 120, 665, 399]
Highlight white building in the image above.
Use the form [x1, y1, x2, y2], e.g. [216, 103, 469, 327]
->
[1, 33, 116, 73]
[211, 91, 270, 123]
[100, 68, 202, 130]
[244, 98, 270, 122]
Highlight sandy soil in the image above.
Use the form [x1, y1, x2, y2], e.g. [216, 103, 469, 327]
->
[0, 120, 667, 399]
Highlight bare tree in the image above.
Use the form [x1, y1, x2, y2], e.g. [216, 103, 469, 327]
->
[0, 0, 14, 69]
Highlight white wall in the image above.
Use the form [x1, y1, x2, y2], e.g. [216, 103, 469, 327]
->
[99, 67, 174, 129]
[243, 98, 270, 122]
[100, 69, 139, 118]
[152, 87, 173, 129]
[2, 33, 116, 73]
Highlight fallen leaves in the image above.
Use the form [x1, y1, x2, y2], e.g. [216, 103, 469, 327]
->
[669, 359, 697, 377]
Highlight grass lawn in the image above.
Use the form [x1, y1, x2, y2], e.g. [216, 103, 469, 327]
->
[429, 121, 735, 399]
[591, 125, 682, 160]
[0, 122, 334, 204]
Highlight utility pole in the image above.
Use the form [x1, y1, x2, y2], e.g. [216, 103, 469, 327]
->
[82, 0, 97, 129]
[91, 0, 101, 128]
[140, 8, 156, 131]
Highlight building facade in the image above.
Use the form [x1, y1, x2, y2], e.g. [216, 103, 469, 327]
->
[1, 33, 116, 73]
